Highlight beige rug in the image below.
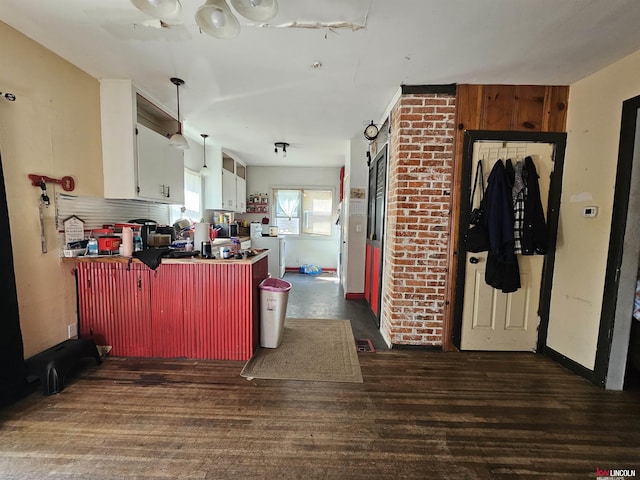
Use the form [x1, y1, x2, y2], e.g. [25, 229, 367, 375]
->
[241, 318, 363, 383]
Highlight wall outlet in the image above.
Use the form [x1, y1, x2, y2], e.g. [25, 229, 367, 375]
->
[67, 322, 78, 338]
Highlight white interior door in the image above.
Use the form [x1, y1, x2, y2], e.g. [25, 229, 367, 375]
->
[461, 141, 554, 351]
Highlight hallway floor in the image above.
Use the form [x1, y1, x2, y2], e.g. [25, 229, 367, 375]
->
[283, 271, 388, 351]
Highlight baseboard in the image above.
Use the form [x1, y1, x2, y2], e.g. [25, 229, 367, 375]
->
[544, 346, 602, 387]
[391, 344, 443, 351]
[345, 293, 365, 300]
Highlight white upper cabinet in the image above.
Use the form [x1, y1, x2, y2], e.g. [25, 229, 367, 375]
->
[212, 153, 247, 213]
[100, 79, 184, 204]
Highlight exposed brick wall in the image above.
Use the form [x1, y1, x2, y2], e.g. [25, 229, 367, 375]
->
[381, 93, 456, 346]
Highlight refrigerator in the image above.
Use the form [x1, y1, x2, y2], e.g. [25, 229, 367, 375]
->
[250, 224, 285, 278]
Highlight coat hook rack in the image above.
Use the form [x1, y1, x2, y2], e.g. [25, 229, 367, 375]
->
[28, 174, 75, 192]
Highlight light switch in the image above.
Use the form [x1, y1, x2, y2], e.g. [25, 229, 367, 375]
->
[355, 223, 362, 233]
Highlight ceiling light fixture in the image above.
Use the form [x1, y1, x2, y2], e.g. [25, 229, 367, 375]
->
[130, 0, 182, 21]
[169, 77, 190, 150]
[195, 0, 240, 39]
[200, 133, 209, 176]
[274, 142, 289, 158]
[132, 0, 277, 40]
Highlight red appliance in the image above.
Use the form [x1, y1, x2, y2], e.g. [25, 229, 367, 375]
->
[97, 235, 120, 254]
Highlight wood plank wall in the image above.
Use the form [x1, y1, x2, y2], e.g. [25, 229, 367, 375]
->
[443, 84, 569, 351]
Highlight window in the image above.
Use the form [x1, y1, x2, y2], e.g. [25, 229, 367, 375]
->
[171, 168, 202, 223]
[274, 188, 333, 236]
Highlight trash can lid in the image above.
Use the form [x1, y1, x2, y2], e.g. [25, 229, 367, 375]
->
[259, 277, 292, 292]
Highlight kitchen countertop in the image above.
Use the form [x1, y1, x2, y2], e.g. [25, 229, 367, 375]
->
[66, 249, 269, 265]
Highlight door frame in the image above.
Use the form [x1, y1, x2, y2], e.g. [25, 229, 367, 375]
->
[598, 94, 640, 389]
[452, 130, 567, 351]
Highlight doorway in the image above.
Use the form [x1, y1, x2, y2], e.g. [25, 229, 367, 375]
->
[598, 93, 640, 390]
[452, 131, 567, 351]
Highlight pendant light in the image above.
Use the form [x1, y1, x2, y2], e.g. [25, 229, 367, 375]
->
[229, 0, 278, 22]
[195, 0, 241, 39]
[130, 0, 182, 21]
[169, 77, 189, 150]
[199, 134, 209, 176]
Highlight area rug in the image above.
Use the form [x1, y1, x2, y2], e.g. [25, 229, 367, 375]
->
[241, 318, 363, 383]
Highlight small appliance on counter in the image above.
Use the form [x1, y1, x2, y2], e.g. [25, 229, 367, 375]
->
[92, 229, 120, 255]
[214, 222, 238, 238]
[128, 219, 157, 249]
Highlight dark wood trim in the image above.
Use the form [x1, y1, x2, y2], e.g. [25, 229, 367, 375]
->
[451, 130, 567, 355]
[401, 84, 456, 95]
[544, 346, 599, 385]
[0, 150, 29, 407]
[595, 93, 640, 386]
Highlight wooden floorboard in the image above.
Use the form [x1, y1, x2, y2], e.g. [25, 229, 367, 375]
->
[1, 351, 639, 479]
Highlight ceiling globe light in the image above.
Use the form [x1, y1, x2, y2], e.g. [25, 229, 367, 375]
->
[196, 0, 240, 39]
[210, 8, 226, 27]
[169, 77, 190, 150]
[230, 0, 277, 22]
[131, 0, 182, 21]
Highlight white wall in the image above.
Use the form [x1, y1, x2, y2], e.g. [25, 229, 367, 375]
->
[244, 166, 341, 270]
[342, 135, 369, 294]
[547, 48, 640, 369]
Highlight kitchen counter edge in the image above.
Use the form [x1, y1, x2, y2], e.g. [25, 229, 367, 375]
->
[64, 250, 269, 265]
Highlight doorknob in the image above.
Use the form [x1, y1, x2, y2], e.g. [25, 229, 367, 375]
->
[469, 257, 480, 264]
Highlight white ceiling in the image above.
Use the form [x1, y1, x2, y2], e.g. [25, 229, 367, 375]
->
[2, 0, 640, 167]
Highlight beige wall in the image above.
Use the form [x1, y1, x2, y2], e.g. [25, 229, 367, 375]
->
[0, 21, 102, 357]
[547, 48, 640, 369]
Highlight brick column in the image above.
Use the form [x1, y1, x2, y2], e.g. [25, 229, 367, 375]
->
[381, 93, 456, 346]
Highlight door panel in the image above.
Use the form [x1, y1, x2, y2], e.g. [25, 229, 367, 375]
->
[364, 244, 371, 304]
[365, 145, 387, 326]
[461, 141, 553, 351]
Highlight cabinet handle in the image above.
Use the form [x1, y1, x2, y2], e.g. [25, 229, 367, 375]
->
[166, 186, 170, 198]
[160, 184, 165, 196]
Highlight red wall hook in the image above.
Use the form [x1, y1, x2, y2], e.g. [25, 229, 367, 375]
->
[28, 174, 75, 191]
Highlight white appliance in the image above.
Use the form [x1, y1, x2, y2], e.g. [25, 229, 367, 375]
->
[251, 223, 285, 278]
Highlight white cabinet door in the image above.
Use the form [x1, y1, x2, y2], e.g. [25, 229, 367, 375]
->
[163, 143, 184, 204]
[136, 123, 167, 201]
[222, 169, 236, 210]
[204, 171, 223, 210]
[236, 176, 246, 213]
[136, 123, 184, 203]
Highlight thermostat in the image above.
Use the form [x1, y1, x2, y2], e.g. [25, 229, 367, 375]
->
[583, 206, 598, 218]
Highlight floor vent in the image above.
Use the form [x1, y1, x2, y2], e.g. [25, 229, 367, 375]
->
[355, 339, 375, 352]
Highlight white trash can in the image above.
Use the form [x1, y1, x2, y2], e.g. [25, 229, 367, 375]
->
[259, 277, 292, 348]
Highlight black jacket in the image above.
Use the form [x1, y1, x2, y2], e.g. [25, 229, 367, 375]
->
[521, 156, 548, 255]
[483, 161, 520, 293]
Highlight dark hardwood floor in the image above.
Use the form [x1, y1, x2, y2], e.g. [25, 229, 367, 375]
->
[1, 351, 639, 479]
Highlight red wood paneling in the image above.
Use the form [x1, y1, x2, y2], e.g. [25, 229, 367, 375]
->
[371, 246, 381, 316]
[364, 244, 372, 304]
[77, 262, 152, 357]
[76, 257, 268, 361]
